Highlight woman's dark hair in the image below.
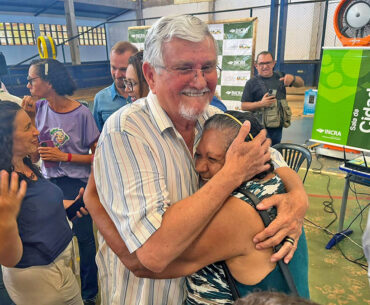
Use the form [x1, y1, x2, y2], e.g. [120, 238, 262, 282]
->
[0, 101, 41, 182]
[203, 110, 273, 179]
[128, 51, 149, 98]
[30, 58, 77, 96]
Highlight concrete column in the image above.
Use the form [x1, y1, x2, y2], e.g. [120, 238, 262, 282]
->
[64, 0, 81, 65]
[309, 2, 324, 60]
[136, 0, 144, 26]
[208, 0, 216, 23]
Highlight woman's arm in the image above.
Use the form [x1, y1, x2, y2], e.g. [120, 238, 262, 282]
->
[38, 141, 97, 164]
[0, 171, 27, 267]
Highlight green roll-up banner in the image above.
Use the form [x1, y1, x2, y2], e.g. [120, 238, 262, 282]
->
[311, 47, 370, 152]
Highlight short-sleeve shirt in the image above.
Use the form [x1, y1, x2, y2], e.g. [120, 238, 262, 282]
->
[16, 177, 73, 268]
[94, 91, 287, 305]
[93, 83, 131, 131]
[241, 72, 286, 103]
[36, 99, 100, 181]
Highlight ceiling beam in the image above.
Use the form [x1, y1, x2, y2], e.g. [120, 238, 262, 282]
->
[70, 0, 136, 10]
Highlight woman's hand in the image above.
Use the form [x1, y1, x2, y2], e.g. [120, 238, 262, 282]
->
[63, 188, 88, 219]
[0, 171, 27, 221]
[21, 95, 38, 118]
[0, 171, 26, 267]
[38, 146, 67, 162]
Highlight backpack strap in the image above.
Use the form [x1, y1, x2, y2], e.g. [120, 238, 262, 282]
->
[220, 187, 299, 300]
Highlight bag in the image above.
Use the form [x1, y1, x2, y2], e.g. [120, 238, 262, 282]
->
[255, 74, 292, 128]
[263, 98, 291, 128]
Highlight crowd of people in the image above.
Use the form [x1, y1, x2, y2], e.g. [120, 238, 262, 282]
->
[0, 14, 314, 305]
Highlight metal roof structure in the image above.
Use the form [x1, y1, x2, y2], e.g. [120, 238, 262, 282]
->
[0, 0, 136, 19]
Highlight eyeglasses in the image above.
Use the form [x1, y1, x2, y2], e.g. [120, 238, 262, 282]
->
[155, 64, 221, 81]
[27, 76, 40, 85]
[123, 79, 138, 91]
[256, 61, 274, 67]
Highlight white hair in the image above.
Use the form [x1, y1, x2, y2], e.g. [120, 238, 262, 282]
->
[143, 15, 217, 69]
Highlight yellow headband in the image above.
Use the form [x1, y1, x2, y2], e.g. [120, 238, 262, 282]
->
[222, 113, 254, 140]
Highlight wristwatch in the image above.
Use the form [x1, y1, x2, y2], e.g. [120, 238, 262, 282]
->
[289, 75, 296, 87]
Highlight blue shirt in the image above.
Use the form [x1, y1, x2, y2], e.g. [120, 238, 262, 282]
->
[93, 83, 131, 131]
[210, 96, 227, 112]
[16, 177, 73, 268]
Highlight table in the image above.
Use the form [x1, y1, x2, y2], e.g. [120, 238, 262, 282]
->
[338, 164, 370, 232]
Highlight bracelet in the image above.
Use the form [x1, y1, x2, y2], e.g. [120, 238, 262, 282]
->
[289, 75, 296, 87]
[67, 153, 72, 162]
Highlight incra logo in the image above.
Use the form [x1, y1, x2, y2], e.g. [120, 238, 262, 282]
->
[316, 128, 342, 136]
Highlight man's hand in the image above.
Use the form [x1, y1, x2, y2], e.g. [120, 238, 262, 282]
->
[223, 121, 271, 185]
[253, 189, 308, 264]
[279, 74, 295, 87]
[260, 92, 276, 108]
[38, 146, 67, 162]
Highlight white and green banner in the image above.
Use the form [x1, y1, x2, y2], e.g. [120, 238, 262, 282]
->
[311, 47, 370, 152]
[128, 18, 256, 110]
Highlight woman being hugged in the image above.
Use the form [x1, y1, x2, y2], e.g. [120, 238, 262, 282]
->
[0, 101, 83, 305]
[22, 59, 100, 304]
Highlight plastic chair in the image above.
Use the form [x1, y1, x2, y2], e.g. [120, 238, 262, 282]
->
[272, 143, 312, 183]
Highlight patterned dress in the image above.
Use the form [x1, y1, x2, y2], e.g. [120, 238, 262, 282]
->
[185, 175, 309, 305]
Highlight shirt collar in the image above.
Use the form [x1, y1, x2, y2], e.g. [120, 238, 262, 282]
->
[110, 82, 129, 101]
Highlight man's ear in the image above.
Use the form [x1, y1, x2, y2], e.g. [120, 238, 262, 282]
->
[142, 62, 157, 94]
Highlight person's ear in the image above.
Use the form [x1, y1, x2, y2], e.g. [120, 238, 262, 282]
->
[142, 62, 157, 94]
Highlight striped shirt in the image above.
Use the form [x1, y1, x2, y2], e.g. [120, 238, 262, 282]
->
[94, 92, 221, 305]
[94, 92, 287, 305]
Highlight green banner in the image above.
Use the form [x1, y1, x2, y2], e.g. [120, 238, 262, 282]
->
[128, 28, 148, 43]
[222, 55, 251, 71]
[311, 48, 370, 151]
[221, 86, 244, 101]
[224, 23, 253, 39]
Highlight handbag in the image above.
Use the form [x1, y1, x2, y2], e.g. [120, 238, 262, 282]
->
[220, 187, 299, 301]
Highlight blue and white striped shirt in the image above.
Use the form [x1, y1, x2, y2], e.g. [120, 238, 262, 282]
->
[94, 92, 221, 305]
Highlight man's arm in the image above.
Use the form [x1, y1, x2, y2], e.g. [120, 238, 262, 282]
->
[134, 196, 268, 279]
[92, 96, 103, 132]
[279, 74, 304, 88]
[254, 166, 308, 263]
[241, 93, 276, 111]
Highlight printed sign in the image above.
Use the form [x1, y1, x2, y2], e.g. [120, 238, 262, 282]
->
[311, 48, 370, 151]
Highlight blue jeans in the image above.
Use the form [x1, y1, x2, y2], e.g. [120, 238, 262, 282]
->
[0, 268, 14, 305]
[50, 176, 98, 301]
[266, 127, 283, 146]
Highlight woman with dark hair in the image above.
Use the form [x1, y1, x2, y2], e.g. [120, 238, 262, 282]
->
[124, 51, 149, 101]
[180, 110, 309, 304]
[22, 58, 100, 304]
[0, 101, 83, 305]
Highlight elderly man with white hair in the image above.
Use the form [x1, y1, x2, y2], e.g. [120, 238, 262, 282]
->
[87, 14, 308, 305]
